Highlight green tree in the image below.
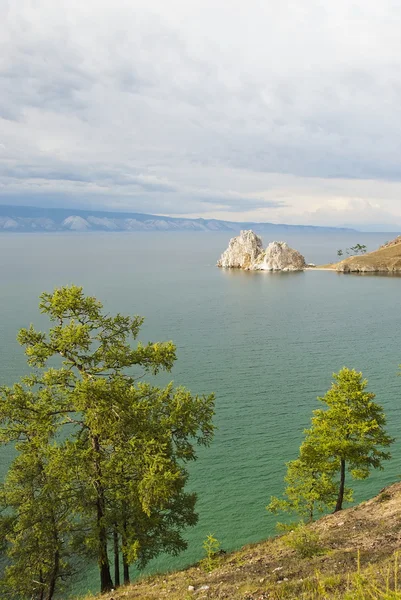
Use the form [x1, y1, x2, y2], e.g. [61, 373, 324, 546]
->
[0, 442, 74, 600]
[268, 368, 392, 524]
[0, 285, 215, 595]
[267, 449, 343, 523]
[350, 244, 368, 255]
[305, 368, 392, 512]
[337, 249, 343, 258]
[0, 378, 75, 600]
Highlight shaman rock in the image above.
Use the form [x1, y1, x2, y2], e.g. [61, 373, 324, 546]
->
[217, 230, 264, 269]
[254, 241, 306, 271]
[217, 231, 306, 271]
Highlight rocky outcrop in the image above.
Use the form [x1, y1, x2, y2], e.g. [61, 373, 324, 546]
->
[254, 241, 306, 271]
[217, 230, 306, 271]
[379, 236, 401, 250]
[217, 230, 264, 269]
[336, 259, 401, 273]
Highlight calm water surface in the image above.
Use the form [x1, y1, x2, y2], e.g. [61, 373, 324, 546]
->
[0, 231, 400, 595]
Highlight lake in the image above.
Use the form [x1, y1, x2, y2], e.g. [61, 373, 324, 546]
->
[0, 230, 400, 596]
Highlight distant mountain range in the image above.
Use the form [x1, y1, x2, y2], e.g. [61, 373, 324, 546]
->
[0, 205, 354, 233]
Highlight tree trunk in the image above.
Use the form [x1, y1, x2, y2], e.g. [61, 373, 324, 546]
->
[45, 549, 59, 600]
[123, 555, 130, 586]
[92, 434, 114, 593]
[45, 509, 61, 600]
[122, 518, 130, 585]
[113, 525, 121, 588]
[334, 459, 346, 512]
[97, 497, 114, 592]
[37, 570, 45, 600]
[308, 501, 314, 523]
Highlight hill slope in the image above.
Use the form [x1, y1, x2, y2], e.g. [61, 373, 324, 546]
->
[85, 482, 401, 600]
[333, 236, 401, 272]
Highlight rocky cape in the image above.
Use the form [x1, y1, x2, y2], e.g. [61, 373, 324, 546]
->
[331, 235, 401, 273]
[217, 230, 306, 271]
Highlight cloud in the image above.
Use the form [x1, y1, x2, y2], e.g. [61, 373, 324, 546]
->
[1, 0, 401, 227]
[193, 194, 284, 212]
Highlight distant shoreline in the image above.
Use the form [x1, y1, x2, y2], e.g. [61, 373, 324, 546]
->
[305, 266, 335, 271]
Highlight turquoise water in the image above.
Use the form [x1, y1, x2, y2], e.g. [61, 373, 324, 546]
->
[0, 231, 400, 595]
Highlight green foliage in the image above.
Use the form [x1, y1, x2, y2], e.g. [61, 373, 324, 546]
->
[267, 452, 342, 522]
[343, 244, 368, 257]
[0, 285, 215, 598]
[307, 367, 393, 511]
[343, 551, 401, 600]
[350, 243, 368, 255]
[201, 533, 221, 572]
[337, 249, 344, 257]
[284, 523, 324, 558]
[268, 368, 393, 524]
[0, 443, 75, 600]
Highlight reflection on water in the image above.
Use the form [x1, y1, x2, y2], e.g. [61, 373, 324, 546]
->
[219, 267, 305, 278]
[337, 271, 401, 278]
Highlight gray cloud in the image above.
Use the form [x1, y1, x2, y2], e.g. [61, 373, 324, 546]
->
[194, 194, 285, 212]
[1, 0, 401, 226]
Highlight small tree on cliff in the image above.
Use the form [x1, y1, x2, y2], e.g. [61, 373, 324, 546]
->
[267, 444, 342, 523]
[0, 286, 215, 596]
[268, 368, 392, 523]
[305, 368, 392, 512]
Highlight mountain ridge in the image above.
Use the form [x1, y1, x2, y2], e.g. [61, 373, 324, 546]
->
[0, 204, 355, 233]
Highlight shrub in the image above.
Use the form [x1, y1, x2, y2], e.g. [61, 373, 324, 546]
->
[284, 523, 324, 558]
[201, 534, 221, 572]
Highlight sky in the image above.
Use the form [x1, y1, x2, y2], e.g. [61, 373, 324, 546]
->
[1, 0, 401, 229]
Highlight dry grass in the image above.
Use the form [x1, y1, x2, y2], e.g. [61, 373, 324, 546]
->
[80, 482, 401, 600]
[320, 237, 401, 272]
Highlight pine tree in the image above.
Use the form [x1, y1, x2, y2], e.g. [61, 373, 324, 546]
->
[306, 368, 392, 512]
[0, 285, 215, 595]
[267, 449, 342, 523]
[0, 384, 74, 600]
[268, 368, 393, 523]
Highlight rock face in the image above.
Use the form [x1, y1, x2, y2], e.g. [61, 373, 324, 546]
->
[254, 241, 306, 271]
[217, 230, 306, 271]
[217, 230, 264, 269]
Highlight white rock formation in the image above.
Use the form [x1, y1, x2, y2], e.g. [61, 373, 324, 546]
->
[254, 241, 306, 271]
[217, 230, 306, 271]
[217, 230, 264, 269]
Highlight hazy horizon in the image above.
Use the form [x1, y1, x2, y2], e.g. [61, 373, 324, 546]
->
[1, 202, 401, 233]
[3, 1, 401, 229]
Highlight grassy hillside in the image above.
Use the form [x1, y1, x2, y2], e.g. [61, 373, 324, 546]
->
[325, 236, 401, 272]
[83, 482, 401, 600]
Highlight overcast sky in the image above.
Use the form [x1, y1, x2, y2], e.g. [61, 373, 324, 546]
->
[1, 0, 401, 228]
